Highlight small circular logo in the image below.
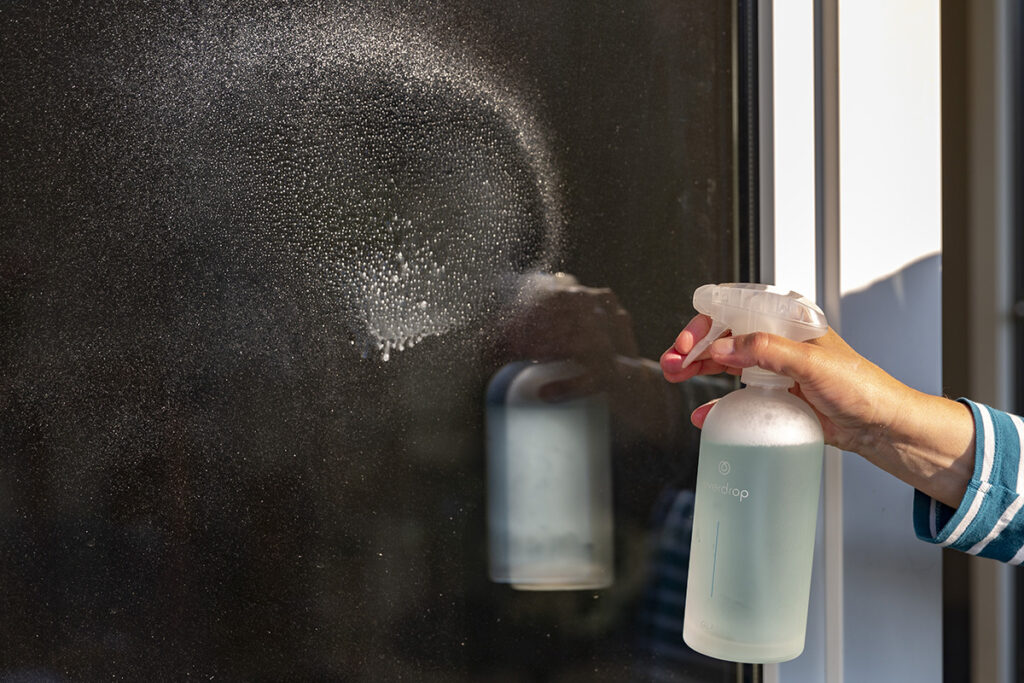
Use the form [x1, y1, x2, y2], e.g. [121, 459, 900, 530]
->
[718, 461, 731, 475]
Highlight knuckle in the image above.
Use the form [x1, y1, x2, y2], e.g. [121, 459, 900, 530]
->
[745, 331, 773, 356]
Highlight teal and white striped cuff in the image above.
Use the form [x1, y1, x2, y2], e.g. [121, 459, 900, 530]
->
[913, 399, 1024, 564]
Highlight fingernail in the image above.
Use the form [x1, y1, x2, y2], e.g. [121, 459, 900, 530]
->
[710, 337, 735, 356]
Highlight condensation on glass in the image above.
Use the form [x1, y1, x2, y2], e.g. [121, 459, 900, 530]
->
[2, 1, 743, 679]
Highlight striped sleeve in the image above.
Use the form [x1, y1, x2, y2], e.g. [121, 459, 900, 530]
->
[913, 399, 1024, 564]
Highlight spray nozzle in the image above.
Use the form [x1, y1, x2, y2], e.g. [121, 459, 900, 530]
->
[680, 283, 827, 370]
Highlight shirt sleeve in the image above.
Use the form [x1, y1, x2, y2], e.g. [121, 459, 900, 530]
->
[913, 399, 1024, 563]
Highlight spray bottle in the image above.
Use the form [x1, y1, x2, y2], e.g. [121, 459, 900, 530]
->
[680, 283, 828, 663]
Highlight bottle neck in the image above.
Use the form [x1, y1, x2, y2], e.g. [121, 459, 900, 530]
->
[740, 366, 795, 389]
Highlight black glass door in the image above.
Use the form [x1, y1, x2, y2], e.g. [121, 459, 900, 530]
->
[1, 1, 752, 679]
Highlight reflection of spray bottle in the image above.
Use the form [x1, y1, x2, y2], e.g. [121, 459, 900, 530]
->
[485, 274, 613, 590]
[680, 283, 828, 663]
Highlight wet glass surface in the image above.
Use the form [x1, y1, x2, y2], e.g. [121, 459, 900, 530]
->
[2, 1, 742, 679]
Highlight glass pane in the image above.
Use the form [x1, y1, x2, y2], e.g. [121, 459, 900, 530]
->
[1, 1, 744, 679]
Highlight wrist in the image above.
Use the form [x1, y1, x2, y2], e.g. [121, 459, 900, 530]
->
[876, 392, 975, 508]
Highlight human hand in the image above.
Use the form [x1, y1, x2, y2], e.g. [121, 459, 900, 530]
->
[659, 314, 904, 454]
[659, 314, 975, 507]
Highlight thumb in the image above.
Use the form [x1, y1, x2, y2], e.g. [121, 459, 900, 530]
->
[709, 332, 816, 384]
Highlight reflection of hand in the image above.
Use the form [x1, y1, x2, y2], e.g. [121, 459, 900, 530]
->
[492, 276, 672, 445]
[499, 282, 638, 367]
[659, 314, 975, 508]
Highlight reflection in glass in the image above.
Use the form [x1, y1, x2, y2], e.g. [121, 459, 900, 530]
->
[486, 359, 613, 590]
[1, 1, 744, 679]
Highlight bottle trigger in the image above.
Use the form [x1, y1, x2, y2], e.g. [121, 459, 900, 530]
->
[681, 320, 728, 369]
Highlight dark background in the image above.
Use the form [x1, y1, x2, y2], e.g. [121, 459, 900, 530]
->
[1, 1, 740, 680]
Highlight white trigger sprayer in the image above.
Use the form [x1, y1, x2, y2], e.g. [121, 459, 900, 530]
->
[681, 283, 827, 378]
[680, 283, 828, 663]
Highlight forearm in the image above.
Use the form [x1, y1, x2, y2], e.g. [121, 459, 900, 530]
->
[859, 390, 975, 508]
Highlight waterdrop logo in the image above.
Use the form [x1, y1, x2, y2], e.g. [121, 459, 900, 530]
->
[704, 462, 750, 502]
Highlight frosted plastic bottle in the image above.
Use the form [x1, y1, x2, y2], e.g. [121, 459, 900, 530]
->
[679, 284, 828, 663]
